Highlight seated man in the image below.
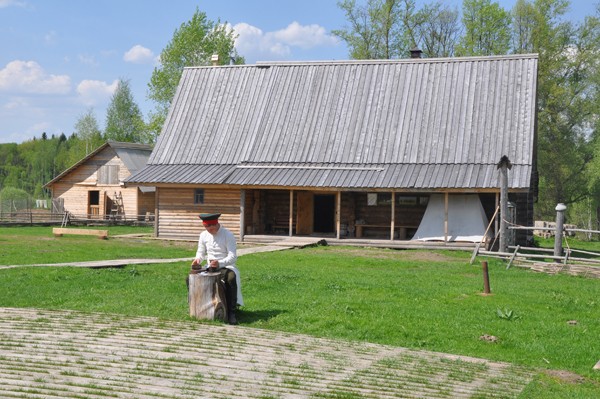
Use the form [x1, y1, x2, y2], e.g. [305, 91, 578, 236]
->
[191, 213, 243, 325]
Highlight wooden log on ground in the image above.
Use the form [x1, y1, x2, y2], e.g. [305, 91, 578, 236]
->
[188, 271, 227, 322]
[52, 227, 108, 239]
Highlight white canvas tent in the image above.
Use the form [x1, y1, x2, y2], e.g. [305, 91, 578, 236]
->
[412, 194, 490, 243]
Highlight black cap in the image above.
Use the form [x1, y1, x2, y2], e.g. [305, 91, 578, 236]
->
[199, 213, 221, 222]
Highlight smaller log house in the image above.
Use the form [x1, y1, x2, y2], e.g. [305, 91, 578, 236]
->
[45, 141, 154, 221]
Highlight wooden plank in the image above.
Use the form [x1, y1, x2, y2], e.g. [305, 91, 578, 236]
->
[53, 228, 108, 239]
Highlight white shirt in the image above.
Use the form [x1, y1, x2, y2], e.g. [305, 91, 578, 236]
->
[194, 225, 243, 306]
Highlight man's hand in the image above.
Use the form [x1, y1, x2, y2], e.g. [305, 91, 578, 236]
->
[191, 258, 201, 269]
[207, 259, 219, 269]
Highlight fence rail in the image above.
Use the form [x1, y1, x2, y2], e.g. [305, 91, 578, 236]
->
[0, 211, 153, 227]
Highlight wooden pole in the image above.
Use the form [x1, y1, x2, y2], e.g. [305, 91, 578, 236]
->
[444, 192, 449, 242]
[497, 156, 512, 253]
[482, 261, 491, 294]
[554, 203, 567, 257]
[289, 190, 294, 237]
[240, 189, 246, 242]
[336, 191, 341, 239]
[390, 191, 395, 240]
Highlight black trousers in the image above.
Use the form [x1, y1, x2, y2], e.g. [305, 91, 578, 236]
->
[218, 268, 238, 312]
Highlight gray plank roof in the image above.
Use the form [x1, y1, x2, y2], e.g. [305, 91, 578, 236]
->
[46, 141, 153, 188]
[126, 54, 538, 190]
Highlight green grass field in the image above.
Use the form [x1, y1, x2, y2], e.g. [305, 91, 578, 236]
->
[1, 226, 599, 398]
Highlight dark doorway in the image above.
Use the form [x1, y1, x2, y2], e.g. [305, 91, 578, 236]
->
[314, 194, 335, 233]
[88, 190, 100, 218]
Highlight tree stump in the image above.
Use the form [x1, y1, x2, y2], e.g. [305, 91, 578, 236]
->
[188, 271, 228, 322]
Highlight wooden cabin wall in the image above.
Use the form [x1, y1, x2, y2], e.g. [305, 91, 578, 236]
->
[513, 192, 534, 246]
[48, 146, 142, 219]
[261, 190, 295, 233]
[394, 194, 428, 228]
[352, 192, 427, 238]
[243, 190, 263, 234]
[138, 191, 156, 219]
[340, 192, 356, 236]
[50, 183, 99, 217]
[157, 187, 241, 240]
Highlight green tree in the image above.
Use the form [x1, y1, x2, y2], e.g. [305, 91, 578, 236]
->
[105, 78, 146, 143]
[511, 0, 537, 53]
[456, 0, 511, 56]
[333, 0, 416, 59]
[74, 108, 103, 156]
[0, 186, 30, 212]
[523, 0, 600, 219]
[413, 1, 461, 57]
[147, 8, 243, 140]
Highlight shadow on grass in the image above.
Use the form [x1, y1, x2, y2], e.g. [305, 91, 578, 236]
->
[239, 308, 285, 324]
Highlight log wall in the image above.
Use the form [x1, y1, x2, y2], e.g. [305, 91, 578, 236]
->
[48, 146, 146, 219]
[157, 187, 241, 240]
[138, 191, 156, 218]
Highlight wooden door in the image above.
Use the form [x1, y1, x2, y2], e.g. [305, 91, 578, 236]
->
[296, 192, 313, 235]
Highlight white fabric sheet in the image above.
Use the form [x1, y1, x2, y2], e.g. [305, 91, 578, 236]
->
[412, 194, 489, 243]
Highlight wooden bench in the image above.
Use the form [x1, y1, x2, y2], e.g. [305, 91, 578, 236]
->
[52, 227, 109, 239]
[355, 224, 417, 239]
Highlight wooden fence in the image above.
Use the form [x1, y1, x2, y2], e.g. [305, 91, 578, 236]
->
[473, 225, 600, 279]
[0, 211, 153, 227]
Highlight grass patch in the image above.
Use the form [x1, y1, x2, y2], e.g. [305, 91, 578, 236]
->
[0, 226, 194, 265]
[1, 227, 600, 398]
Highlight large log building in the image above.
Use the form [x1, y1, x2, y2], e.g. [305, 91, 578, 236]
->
[126, 54, 539, 244]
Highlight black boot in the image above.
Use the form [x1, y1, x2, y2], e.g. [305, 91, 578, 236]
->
[227, 310, 238, 325]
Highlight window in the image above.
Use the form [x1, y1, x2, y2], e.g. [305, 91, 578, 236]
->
[194, 189, 205, 204]
[97, 165, 119, 184]
[367, 193, 378, 206]
[396, 195, 429, 207]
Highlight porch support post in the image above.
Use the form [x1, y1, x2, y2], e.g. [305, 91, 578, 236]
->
[336, 191, 341, 239]
[444, 192, 449, 242]
[154, 187, 159, 238]
[390, 191, 395, 240]
[495, 192, 499, 238]
[288, 190, 294, 237]
[240, 189, 245, 242]
[497, 156, 512, 253]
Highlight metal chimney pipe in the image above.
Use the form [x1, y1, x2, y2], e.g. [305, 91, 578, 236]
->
[410, 47, 422, 59]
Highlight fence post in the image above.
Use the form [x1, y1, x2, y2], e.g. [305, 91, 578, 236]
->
[554, 203, 567, 257]
[482, 261, 491, 294]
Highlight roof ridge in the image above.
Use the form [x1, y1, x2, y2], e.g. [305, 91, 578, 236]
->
[182, 53, 539, 70]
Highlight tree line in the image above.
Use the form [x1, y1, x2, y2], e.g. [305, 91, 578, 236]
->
[1, 1, 599, 227]
[334, 0, 600, 227]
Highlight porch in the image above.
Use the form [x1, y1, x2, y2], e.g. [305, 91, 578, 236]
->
[241, 189, 498, 243]
[241, 234, 479, 251]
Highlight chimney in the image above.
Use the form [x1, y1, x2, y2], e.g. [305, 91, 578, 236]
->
[211, 54, 219, 66]
[410, 47, 422, 59]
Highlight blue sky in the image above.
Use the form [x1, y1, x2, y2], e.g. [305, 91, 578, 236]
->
[0, 0, 595, 144]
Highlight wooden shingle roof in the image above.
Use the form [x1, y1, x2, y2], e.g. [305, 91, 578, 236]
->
[127, 54, 538, 190]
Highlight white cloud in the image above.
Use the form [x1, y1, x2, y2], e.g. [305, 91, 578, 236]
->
[233, 21, 339, 62]
[123, 44, 155, 64]
[76, 79, 118, 106]
[78, 54, 98, 67]
[0, 0, 27, 8]
[3, 97, 28, 110]
[272, 22, 339, 49]
[0, 60, 71, 94]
